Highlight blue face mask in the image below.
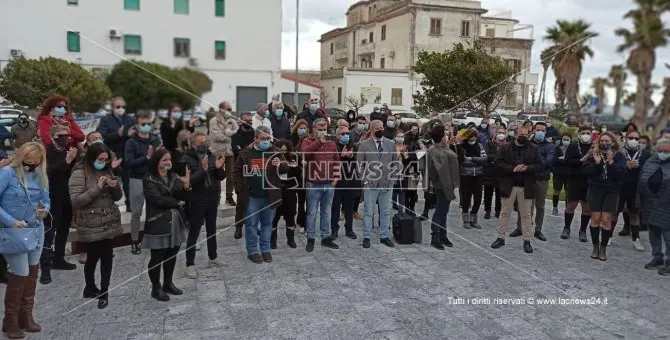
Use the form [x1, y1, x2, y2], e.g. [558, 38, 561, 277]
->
[264, 110, 270, 118]
[93, 139, 104, 144]
[658, 152, 670, 161]
[275, 109, 283, 117]
[139, 124, 152, 133]
[534, 131, 546, 141]
[172, 112, 182, 120]
[54, 106, 67, 116]
[357, 124, 367, 131]
[562, 140, 570, 147]
[93, 160, 106, 170]
[258, 140, 272, 151]
[309, 103, 318, 113]
[340, 134, 350, 144]
[297, 128, 307, 137]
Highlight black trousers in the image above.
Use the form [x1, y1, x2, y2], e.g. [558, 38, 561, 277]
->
[331, 189, 355, 233]
[460, 176, 483, 214]
[483, 184, 501, 213]
[296, 188, 307, 227]
[148, 246, 180, 286]
[405, 189, 418, 214]
[552, 174, 568, 207]
[41, 194, 73, 264]
[234, 192, 247, 228]
[83, 239, 114, 293]
[185, 201, 219, 266]
[273, 188, 297, 228]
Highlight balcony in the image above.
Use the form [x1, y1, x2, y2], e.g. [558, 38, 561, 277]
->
[321, 68, 344, 79]
[357, 42, 375, 55]
[334, 49, 348, 61]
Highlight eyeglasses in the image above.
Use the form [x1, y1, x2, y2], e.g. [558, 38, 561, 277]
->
[140, 123, 151, 127]
[627, 137, 640, 140]
[242, 120, 252, 124]
[54, 104, 67, 109]
[115, 106, 125, 109]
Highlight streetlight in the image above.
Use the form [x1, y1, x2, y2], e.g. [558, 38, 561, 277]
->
[508, 24, 534, 112]
[294, 0, 300, 107]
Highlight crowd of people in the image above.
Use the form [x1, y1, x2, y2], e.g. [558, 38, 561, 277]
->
[0, 94, 669, 339]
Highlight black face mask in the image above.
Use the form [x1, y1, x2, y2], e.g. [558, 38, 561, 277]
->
[196, 145, 208, 154]
[18, 118, 28, 126]
[374, 130, 383, 139]
[55, 136, 69, 148]
[181, 140, 189, 148]
[241, 123, 252, 130]
[517, 136, 529, 145]
[23, 163, 39, 172]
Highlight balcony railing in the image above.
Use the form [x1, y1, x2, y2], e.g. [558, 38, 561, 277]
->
[357, 42, 375, 55]
[334, 49, 348, 60]
[320, 68, 344, 79]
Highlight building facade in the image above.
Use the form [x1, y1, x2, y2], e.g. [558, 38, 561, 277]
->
[0, 0, 312, 112]
[319, 0, 538, 113]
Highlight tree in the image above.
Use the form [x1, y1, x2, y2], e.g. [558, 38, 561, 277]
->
[608, 64, 627, 117]
[105, 60, 197, 112]
[538, 47, 554, 113]
[591, 77, 609, 115]
[0, 57, 111, 112]
[652, 77, 670, 137]
[615, 0, 669, 128]
[545, 19, 599, 123]
[412, 42, 517, 116]
[344, 95, 367, 114]
[316, 88, 333, 108]
[175, 67, 213, 101]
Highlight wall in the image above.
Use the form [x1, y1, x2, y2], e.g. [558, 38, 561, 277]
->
[372, 12, 412, 69]
[480, 18, 515, 38]
[412, 0, 483, 10]
[413, 9, 480, 58]
[324, 69, 414, 113]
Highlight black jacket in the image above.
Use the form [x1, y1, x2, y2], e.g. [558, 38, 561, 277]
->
[295, 110, 325, 130]
[551, 144, 571, 175]
[160, 119, 195, 151]
[270, 116, 291, 140]
[494, 142, 542, 199]
[620, 147, 651, 195]
[335, 141, 359, 189]
[179, 149, 226, 203]
[142, 173, 190, 236]
[124, 135, 162, 179]
[565, 141, 593, 181]
[482, 140, 500, 186]
[46, 144, 75, 199]
[96, 113, 135, 156]
[231, 127, 255, 160]
[383, 127, 397, 140]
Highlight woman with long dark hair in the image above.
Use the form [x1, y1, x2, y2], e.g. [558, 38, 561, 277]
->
[142, 149, 191, 301]
[291, 119, 309, 233]
[159, 104, 196, 152]
[69, 143, 122, 309]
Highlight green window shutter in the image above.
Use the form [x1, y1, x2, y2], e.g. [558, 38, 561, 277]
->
[124, 35, 142, 55]
[215, 0, 225, 17]
[67, 31, 80, 52]
[124, 0, 140, 11]
[67, 0, 78, 5]
[214, 40, 226, 59]
[174, 0, 189, 14]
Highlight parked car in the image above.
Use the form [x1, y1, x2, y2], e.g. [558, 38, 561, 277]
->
[182, 111, 207, 127]
[645, 114, 670, 133]
[516, 114, 547, 125]
[490, 111, 510, 127]
[594, 114, 630, 132]
[452, 110, 485, 128]
[394, 111, 430, 127]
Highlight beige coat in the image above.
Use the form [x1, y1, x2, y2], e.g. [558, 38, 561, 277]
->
[209, 113, 239, 157]
[69, 168, 123, 243]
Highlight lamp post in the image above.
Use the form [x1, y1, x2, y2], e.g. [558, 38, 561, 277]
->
[294, 0, 300, 107]
[508, 24, 534, 112]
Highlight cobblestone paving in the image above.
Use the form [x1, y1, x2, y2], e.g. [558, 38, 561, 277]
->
[2, 200, 669, 340]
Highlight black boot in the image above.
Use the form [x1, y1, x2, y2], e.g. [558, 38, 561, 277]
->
[523, 241, 533, 254]
[484, 211, 491, 219]
[509, 229, 522, 237]
[234, 225, 242, 239]
[52, 257, 76, 270]
[162, 256, 182, 295]
[131, 242, 142, 255]
[431, 229, 444, 250]
[439, 227, 452, 247]
[97, 291, 109, 309]
[618, 224, 630, 237]
[286, 227, 297, 248]
[344, 227, 357, 240]
[491, 238, 505, 249]
[599, 229, 612, 261]
[151, 284, 170, 302]
[39, 263, 51, 285]
[560, 228, 570, 239]
[83, 285, 101, 299]
[270, 228, 278, 249]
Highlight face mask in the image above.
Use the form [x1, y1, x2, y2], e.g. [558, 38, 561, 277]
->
[517, 136, 529, 145]
[92, 139, 104, 144]
[600, 143, 612, 151]
[340, 135, 350, 144]
[627, 140, 639, 149]
[640, 143, 647, 149]
[139, 124, 152, 133]
[508, 131, 515, 137]
[387, 121, 395, 128]
[601, 128, 607, 133]
[467, 140, 476, 145]
[658, 152, 670, 161]
[534, 131, 546, 141]
[349, 115, 355, 120]
[93, 160, 106, 170]
[258, 140, 272, 151]
[53, 106, 67, 116]
[23, 163, 39, 172]
[19, 118, 28, 125]
[496, 133, 506, 141]
[182, 140, 189, 148]
[297, 128, 307, 137]
[309, 103, 318, 113]
[374, 130, 383, 139]
[275, 109, 283, 117]
[172, 112, 182, 120]
[357, 124, 366, 131]
[264, 110, 270, 118]
[480, 124, 488, 129]
[114, 108, 125, 115]
[55, 136, 69, 148]
[562, 140, 571, 147]
[374, 109, 380, 113]
[241, 122, 252, 130]
[580, 134, 592, 143]
[197, 145, 208, 154]
[315, 130, 327, 139]
[395, 137, 404, 144]
[162, 162, 172, 170]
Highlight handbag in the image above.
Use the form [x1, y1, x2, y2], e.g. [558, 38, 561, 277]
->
[0, 226, 41, 255]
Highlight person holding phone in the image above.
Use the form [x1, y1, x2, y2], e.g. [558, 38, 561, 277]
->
[0, 142, 50, 338]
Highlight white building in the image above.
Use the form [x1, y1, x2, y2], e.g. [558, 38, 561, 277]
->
[0, 0, 316, 112]
[319, 0, 538, 113]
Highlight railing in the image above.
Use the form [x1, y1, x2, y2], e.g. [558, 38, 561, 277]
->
[320, 68, 344, 79]
[358, 42, 376, 55]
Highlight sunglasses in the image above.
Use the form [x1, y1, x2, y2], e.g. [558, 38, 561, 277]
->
[115, 106, 126, 109]
[56, 134, 70, 138]
[140, 123, 151, 127]
[55, 105, 67, 109]
[242, 120, 252, 124]
[627, 137, 639, 140]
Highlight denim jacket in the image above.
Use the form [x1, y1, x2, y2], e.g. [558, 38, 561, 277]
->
[0, 167, 51, 228]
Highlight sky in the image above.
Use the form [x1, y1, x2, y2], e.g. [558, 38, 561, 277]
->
[280, 0, 670, 107]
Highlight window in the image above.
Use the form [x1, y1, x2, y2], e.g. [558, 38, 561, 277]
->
[391, 88, 402, 106]
[485, 28, 495, 37]
[67, 0, 78, 5]
[381, 25, 386, 40]
[214, 40, 226, 59]
[429, 18, 442, 35]
[67, 31, 80, 52]
[174, 0, 189, 14]
[505, 91, 517, 107]
[460, 20, 471, 37]
[506, 59, 521, 73]
[337, 88, 342, 104]
[215, 0, 225, 17]
[123, 35, 142, 55]
[330, 43, 334, 55]
[380, 57, 385, 69]
[124, 0, 140, 11]
[174, 38, 190, 57]
[369, 32, 374, 43]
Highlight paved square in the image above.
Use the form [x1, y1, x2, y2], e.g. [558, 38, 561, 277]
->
[2, 200, 669, 339]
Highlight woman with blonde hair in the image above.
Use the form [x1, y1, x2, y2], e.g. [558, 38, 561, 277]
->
[583, 131, 626, 261]
[0, 142, 50, 339]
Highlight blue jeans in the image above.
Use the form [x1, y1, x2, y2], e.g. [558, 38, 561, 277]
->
[363, 188, 392, 239]
[245, 196, 276, 256]
[431, 191, 451, 240]
[306, 182, 335, 239]
[5, 224, 45, 276]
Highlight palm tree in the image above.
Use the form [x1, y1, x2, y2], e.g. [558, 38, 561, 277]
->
[538, 47, 554, 114]
[591, 77, 609, 115]
[608, 65, 627, 118]
[545, 19, 599, 123]
[615, 0, 669, 128]
[652, 77, 670, 137]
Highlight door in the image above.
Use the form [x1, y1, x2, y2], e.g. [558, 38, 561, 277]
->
[236, 86, 268, 113]
[281, 92, 311, 107]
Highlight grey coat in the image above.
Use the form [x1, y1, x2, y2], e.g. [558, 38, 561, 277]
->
[69, 168, 123, 243]
[638, 155, 670, 231]
[209, 113, 239, 157]
[357, 137, 399, 189]
[427, 144, 461, 201]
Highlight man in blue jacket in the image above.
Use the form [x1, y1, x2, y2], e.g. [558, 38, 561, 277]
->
[509, 121, 554, 241]
[97, 97, 135, 211]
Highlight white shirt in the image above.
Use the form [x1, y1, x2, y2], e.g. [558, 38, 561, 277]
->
[251, 113, 273, 137]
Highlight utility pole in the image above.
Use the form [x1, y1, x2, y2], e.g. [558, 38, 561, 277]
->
[294, 0, 300, 107]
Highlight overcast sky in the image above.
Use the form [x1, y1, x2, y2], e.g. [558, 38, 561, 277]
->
[280, 0, 670, 106]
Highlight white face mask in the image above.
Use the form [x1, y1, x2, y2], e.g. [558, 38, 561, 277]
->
[580, 134, 592, 143]
[387, 121, 395, 128]
[114, 108, 125, 115]
[627, 139, 639, 149]
[496, 133, 506, 141]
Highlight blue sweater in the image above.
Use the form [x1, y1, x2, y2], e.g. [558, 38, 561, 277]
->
[582, 151, 626, 193]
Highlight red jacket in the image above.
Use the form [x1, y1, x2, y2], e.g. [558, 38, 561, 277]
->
[38, 114, 85, 147]
[300, 136, 340, 184]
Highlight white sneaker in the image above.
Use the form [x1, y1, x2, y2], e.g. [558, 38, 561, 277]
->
[608, 239, 612, 246]
[184, 266, 198, 279]
[299, 226, 306, 234]
[632, 239, 645, 252]
[209, 258, 227, 267]
[195, 244, 201, 251]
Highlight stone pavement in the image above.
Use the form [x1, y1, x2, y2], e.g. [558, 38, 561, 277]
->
[2, 199, 669, 340]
